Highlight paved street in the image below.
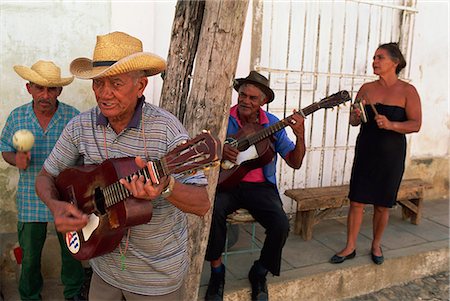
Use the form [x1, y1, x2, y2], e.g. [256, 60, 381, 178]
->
[348, 271, 449, 301]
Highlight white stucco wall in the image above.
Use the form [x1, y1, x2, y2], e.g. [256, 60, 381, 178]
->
[409, 1, 449, 158]
[0, 2, 112, 117]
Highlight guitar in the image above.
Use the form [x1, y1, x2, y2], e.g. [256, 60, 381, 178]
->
[56, 131, 221, 260]
[218, 90, 351, 189]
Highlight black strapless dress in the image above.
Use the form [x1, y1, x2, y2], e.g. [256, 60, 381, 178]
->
[348, 104, 407, 208]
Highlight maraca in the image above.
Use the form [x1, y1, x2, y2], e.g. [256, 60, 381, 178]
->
[13, 129, 35, 152]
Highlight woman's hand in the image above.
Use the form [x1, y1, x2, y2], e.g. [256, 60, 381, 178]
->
[374, 114, 391, 130]
[350, 100, 365, 126]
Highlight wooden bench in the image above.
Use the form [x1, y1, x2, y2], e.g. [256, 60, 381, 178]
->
[284, 178, 432, 241]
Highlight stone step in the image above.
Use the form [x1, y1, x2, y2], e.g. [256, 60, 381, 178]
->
[209, 241, 448, 301]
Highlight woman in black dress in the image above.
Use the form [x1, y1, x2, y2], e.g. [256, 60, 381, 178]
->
[330, 43, 422, 265]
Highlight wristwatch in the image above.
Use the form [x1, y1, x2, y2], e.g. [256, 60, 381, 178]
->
[161, 176, 175, 198]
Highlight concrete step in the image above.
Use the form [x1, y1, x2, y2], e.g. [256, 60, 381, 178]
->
[198, 198, 449, 300]
[203, 241, 448, 301]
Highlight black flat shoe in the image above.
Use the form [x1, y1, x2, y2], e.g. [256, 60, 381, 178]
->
[329, 250, 356, 264]
[371, 248, 384, 265]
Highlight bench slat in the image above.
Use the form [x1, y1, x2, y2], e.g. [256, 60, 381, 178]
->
[284, 178, 432, 240]
[285, 178, 431, 210]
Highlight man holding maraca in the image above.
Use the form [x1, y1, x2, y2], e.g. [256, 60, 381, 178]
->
[0, 60, 84, 301]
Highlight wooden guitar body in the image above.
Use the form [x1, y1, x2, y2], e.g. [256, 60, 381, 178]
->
[218, 124, 275, 189]
[56, 158, 153, 261]
[55, 131, 222, 260]
[217, 90, 352, 189]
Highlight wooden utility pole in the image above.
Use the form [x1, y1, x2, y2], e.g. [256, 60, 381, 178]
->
[160, 0, 249, 299]
[160, 1, 205, 122]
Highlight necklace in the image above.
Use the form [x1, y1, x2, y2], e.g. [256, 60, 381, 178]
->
[101, 103, 148, 271]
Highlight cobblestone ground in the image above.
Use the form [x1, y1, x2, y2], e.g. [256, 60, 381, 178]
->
[347, 271, 449, 301]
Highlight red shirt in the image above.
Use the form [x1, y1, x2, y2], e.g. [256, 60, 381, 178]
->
[230, 105, 269, 183]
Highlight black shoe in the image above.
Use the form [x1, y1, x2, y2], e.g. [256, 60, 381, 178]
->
[329, 249, 356, 264]
[205, 266, 225, 301]
[371, 248, 384, 265]
[248, 263, 268, 301]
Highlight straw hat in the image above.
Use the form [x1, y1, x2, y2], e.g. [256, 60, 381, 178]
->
[14, 60, 74, 87]
[233, 71, 275, 103]
[70, 31, 166, 79]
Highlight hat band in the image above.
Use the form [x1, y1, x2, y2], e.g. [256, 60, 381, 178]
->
[92, 61, 117, 67]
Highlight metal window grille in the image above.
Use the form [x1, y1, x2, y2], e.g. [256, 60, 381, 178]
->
[251, 0, 418, 213]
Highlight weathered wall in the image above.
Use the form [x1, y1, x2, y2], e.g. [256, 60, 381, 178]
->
[406, 1, 449, 199]
[0, 2, 111, 232]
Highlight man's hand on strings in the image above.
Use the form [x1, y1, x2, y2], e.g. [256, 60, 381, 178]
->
[119, 157, 170, 201]
[222, 143, 239, 163]
[286, 110, 305, 139]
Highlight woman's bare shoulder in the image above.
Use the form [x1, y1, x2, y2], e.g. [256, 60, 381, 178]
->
[399, 80, 419, 94]
[358, 80, 378, 92]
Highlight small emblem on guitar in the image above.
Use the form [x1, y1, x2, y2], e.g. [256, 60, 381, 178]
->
[66, 231, 81, 254]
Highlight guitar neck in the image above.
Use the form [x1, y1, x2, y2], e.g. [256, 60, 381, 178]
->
[102, 159, 167, 209]
[238, 102, 320, 150]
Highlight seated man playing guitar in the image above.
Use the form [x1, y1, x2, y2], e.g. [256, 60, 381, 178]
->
[205, 71, 306, 301]
[35, 32, 211, 300]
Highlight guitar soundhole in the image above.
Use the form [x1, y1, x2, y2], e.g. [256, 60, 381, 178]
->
[94, 187, 106, 215]
[238, 139, 250, 151]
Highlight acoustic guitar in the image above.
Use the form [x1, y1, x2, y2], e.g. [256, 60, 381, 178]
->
[218, 90, 351, 189]
[56, 131, 221, 260]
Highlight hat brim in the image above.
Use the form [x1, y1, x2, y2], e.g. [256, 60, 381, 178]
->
[14, 65, 74, 87]
[70, 52, 166, 79]
[233, 78, 275, 103]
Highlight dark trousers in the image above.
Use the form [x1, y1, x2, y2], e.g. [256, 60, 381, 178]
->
[17, 222, 84, 300]
[205, 182, 289, 276]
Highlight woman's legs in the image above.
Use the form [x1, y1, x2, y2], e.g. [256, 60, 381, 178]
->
[372, 205, 390, 256]
[337, 201, 365, 256]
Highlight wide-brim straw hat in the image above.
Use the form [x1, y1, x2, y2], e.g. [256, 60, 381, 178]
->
[233, 71, 275, 103]
[14, 60, 74, 87]
[70, 31, 166, 79]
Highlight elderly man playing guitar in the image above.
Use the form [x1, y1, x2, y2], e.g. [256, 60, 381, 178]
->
[35, 32, 214, 301]
[205, 71, 306, 301]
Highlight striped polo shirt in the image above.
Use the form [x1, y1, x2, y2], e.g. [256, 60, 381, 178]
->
[0, 101, 79, 222]
[43, 98, 207, 296]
